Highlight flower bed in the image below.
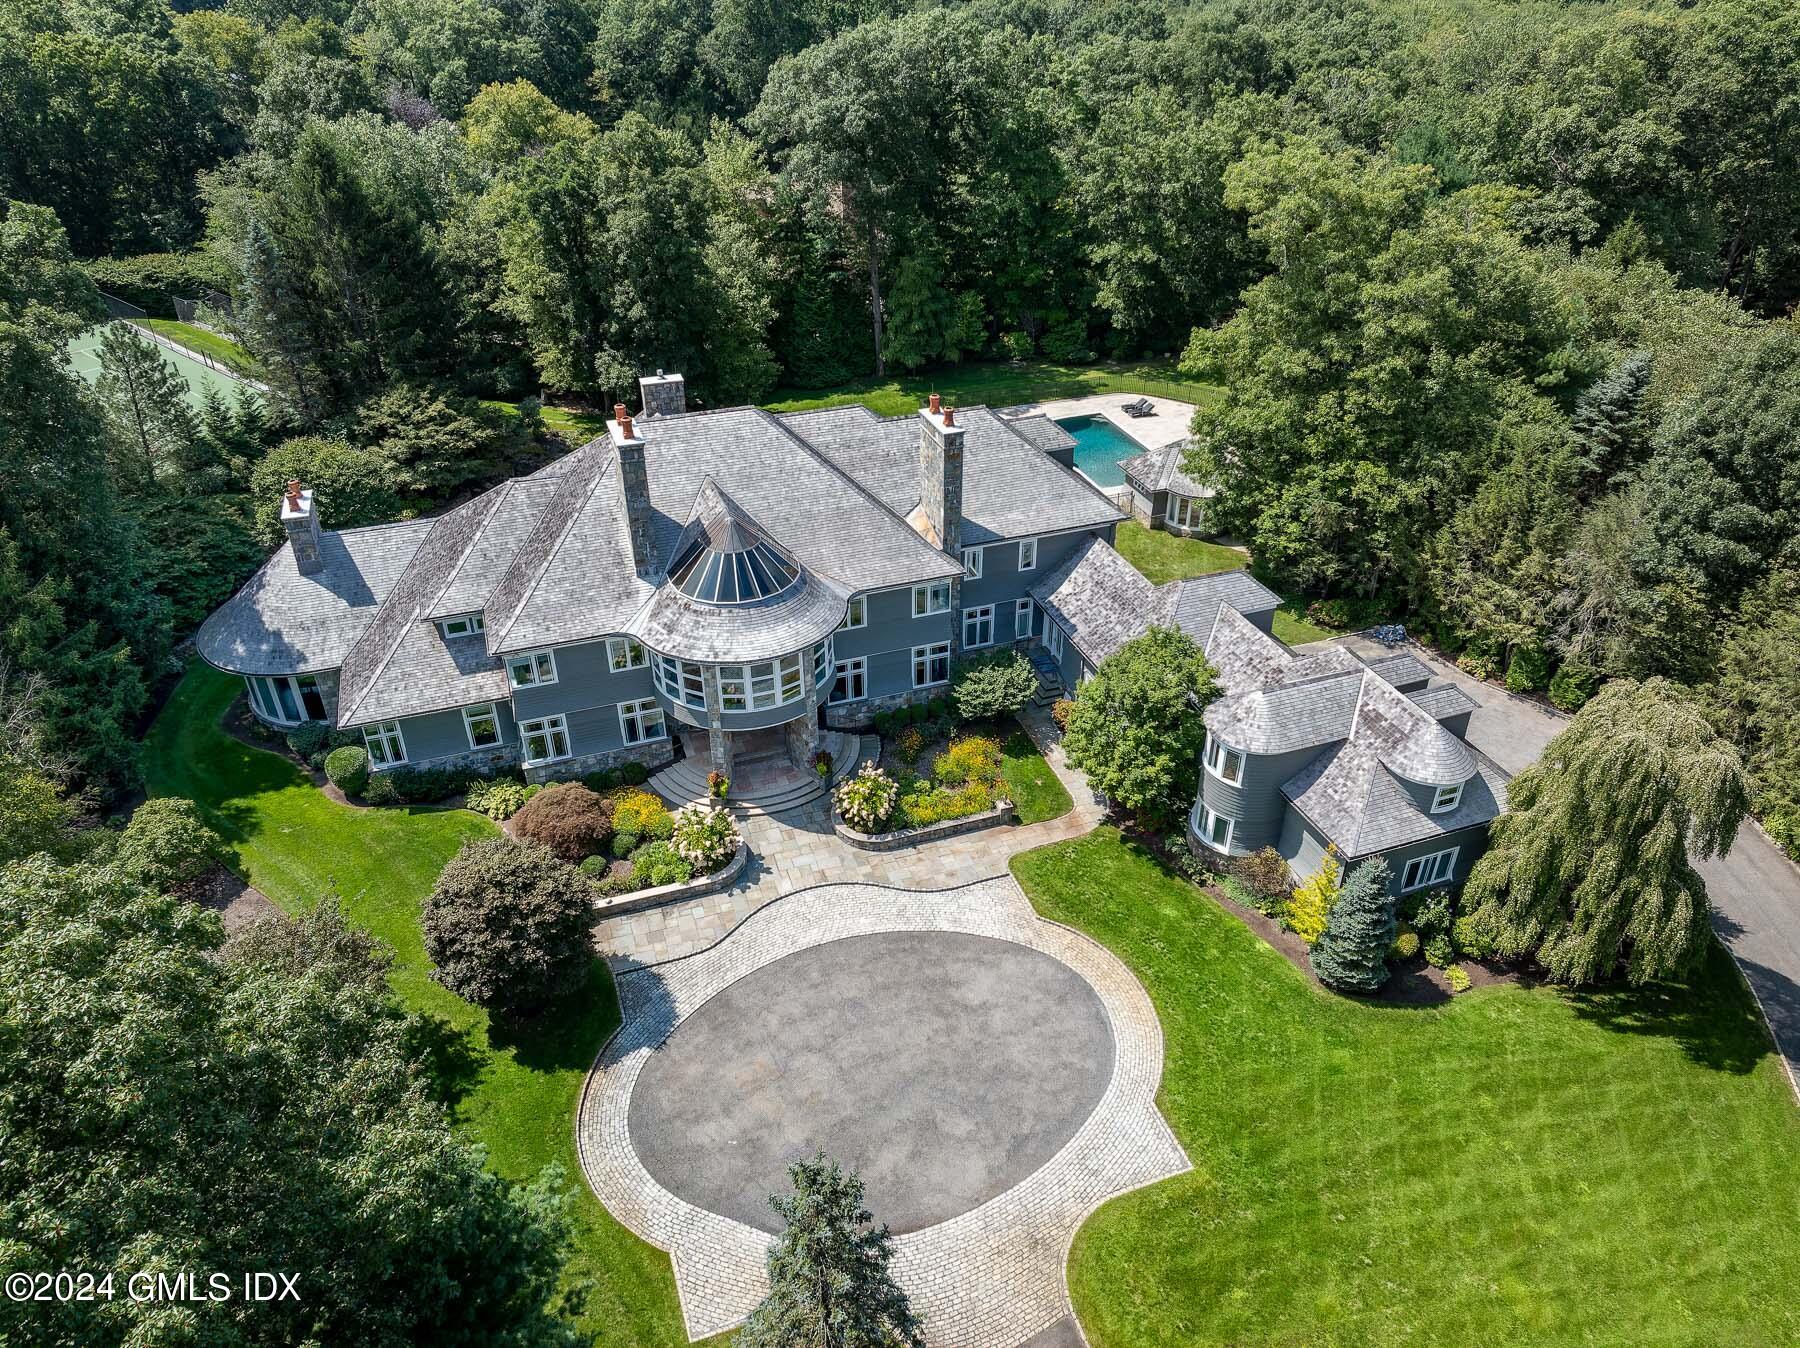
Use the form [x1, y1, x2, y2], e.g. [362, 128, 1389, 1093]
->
[832, 732, 1015, 847]
[575, 795, 744, 907]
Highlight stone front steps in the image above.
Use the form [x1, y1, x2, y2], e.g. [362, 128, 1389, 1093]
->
[648, 730, 874, 818]
[1028, 647, 1065, 707]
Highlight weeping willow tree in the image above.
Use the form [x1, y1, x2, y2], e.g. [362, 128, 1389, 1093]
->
[1465, 678, 1750, 985]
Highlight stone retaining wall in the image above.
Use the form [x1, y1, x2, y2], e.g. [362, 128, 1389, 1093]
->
[527, 738, 673, 785]
[590, 841, 749, 918]
[834, 801, 1015, 851]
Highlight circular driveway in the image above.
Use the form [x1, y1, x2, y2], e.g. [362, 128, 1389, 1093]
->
[627, 930, 1114, 1233]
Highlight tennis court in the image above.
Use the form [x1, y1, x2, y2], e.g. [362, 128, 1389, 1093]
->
[68, 321, 255, 412]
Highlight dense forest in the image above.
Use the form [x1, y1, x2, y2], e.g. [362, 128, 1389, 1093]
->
[0, 0, 1796, 857]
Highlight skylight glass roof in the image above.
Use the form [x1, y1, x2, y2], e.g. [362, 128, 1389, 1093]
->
[670, 535, 800, 604]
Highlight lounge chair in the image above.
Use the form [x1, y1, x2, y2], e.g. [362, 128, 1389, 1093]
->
[1122, 397, 1154, 417]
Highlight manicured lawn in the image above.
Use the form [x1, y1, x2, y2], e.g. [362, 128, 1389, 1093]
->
[133, 318, 259, 376]
[1012, 829, 1800, 1348]
[1115, 521, 1338, 645]
[764, 358, 1222, 418]
[142, 665, 693, 1347]
[1000, 724, 1072, 824]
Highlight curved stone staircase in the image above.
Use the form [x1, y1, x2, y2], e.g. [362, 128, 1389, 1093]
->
[648, 730, 878, 818]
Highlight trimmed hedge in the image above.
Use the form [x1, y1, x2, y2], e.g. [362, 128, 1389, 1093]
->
[324, 746, 370, 796]
[81, 252, 232, 318]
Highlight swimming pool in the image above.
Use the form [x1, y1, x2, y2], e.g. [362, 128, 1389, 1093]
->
[1055, 414, 1144, 489]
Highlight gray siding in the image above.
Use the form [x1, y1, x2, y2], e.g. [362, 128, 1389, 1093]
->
[833, 584, 954, 701]
[392, 700, 518, 765]
[1279, 810, 1490, 898]
[1199, 743, 1321, 855]
[509, 637, 656, 724]
[961, 528, 1095, 612]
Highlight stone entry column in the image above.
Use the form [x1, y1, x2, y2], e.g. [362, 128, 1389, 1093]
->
[782, 682, 821, 768]
[701, 666, 733, 783]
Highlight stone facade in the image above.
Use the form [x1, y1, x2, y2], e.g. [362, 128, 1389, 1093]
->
[638, 370, 687, 417]
[823, 686, 942, 731]
[388, 741, 519, 777]
[279, 485, 324, 576]
[525, 737, 673, 785]
[613, 423, 657, 577]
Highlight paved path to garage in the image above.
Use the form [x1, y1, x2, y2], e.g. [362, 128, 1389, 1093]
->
[576, 877, 1189, 1347]
[1334, 633, 1800, 1102]
[593, 705, 1106, 970]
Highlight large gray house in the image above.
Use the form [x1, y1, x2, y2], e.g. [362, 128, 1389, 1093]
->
[199, 376, 1123, 786]
[1029, 539, 1510, 896]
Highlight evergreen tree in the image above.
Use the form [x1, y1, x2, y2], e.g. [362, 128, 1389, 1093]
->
[1569, 350, 1652, 496]
[95, 323, 197, 488]
[1310, 859, 1395, 992]
[235, 215, 328, 424]
[739, 1153, 924, 1348]
[1465, 678, 1750, 985]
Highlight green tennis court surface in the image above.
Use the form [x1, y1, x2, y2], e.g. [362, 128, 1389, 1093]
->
[68, 321, 257, 412]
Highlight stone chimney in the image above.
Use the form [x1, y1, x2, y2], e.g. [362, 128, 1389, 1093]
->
[610, 402, 656, 577]
[639, 369, 686, 417]
[917, 398, 964, 555]
[280, 478, 324, 576]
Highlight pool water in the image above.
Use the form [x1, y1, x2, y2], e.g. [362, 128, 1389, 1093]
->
[1055, 414, 1143, 489]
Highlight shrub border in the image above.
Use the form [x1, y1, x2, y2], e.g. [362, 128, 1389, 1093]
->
[589, 840, 749, 917]
[833, 800, 1015, 851]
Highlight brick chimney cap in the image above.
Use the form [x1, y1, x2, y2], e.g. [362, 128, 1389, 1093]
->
[928, 392, 941, 414]
[614, 402, 627, 421]
[942, 406, 956, 427]
[620, 411, 636, 440]
[284, 478, 303, 505]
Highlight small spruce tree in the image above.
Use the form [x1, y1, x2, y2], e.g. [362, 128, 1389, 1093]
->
[738, 1153, 924, 1348]
[1310, 859, 1395, 993]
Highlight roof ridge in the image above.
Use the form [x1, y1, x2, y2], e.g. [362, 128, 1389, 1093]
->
[750, 405, 961, 580]
[424, 479, 514, 619]
[488, 446, 617, 650]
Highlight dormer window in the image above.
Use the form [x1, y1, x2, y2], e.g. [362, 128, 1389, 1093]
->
[1204, 737, 1244, 785]
[1431, 781, 1464, 814]
[439, 614, 485, 638]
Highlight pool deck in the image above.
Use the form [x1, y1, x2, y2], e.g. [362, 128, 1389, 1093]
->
[1002, 391, 1196, 452]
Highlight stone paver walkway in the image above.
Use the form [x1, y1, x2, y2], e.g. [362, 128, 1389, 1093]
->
[575, 877, 1190, 1346]
[595, 705, 1105, 969]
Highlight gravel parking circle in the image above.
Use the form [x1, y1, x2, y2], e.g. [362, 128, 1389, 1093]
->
[626, 930, 1114, 1234]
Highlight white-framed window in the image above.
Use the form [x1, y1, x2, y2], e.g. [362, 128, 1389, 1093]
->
[912, 642, 950, 688]
[839, 595, 866, 630]
[607, 636, 647, 671]
[364, 719, 407, 767]
[1045, 621, 1064, 660]
[1205, 737, 1244, 785]
[1198, 805, 1234, 853]
[1015, 598, 1034, 640]
[1401, 847, 1460, 893]
[246, 674, 326, 725]
[653, 653, 707, 708]
[962, 604, 994, 649]
[961, 546, 984, 579]
[439, 613, 485, 638]
[519, 714, 571, 766]
[507, 649, 557, 689]
[812, 637, 832, 684]
[1431, 782, 1464, 814]
[618, 697, 666, 745]
[462, 703, 501, 749]
[1166, 494, 1205, 530]
[913, 581, 951, 617]
[831, 657, 867, 704]
[1018, 537, 1037, 571]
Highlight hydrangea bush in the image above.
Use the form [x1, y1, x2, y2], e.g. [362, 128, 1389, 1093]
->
[834, 763, 898, 832]
[670, 804, 742, 872]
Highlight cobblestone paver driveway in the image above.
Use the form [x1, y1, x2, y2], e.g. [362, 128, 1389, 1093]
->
[575, 878, 1190, 1346]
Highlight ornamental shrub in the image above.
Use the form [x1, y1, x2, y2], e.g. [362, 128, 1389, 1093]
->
[835, 764, 899, 832]
[1389, 928, 1421, 960]
[631, 840, 693, 887]
[671, 805, 741, 872]
[1310, 860, 1395, 993]
[1405, 888, 1453, 938]
[589, 860, 639, 898]
[1548, 658, 1600, 712]
[582, 769, 621, 793]
[951, 651, 1037, 722]
[466, 779, 533, 820]
[116, 798, 226, 896]
[511, 783, 614, 861]
[1424, 932, 1456, 968]
[1235, 847, 1293, 909]
[1444, 965, 1472, 993]
[362, 773, 400, 807]
[893, 779, 995, 829]
[286, 720, 334, 764]
[608, 787, 669, 838]
[934, 735, 1002, 787]
[1506, 644, 1550, 693]
[1452, 912, 1497, 960]
[1285, 846, 1341, 945]
[422, 838, 594, 1018]
[1050, 698, 1074, 731]
[324, 745, 371, 796]
[611, 831, 640, 859]
[618, 761, 651, 786]
[577, 855, 609, 877]
[894, 727, 927, 764]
